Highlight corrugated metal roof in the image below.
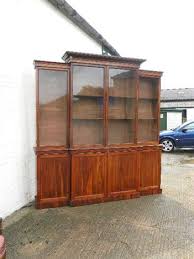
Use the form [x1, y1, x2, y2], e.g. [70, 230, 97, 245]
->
[161, 88, 194, 101]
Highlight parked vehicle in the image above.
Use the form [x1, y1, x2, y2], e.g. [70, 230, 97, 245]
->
[159, 121, 194, 152]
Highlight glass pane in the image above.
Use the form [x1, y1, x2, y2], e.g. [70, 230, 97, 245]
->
[72, 66, 104, 145]
[39, 70, 67, 146]
[184, 122, 194, 130]
[139, 78, 158, 99]
[138, 78, 158, 142]
[108, 69, 136, 144]
[138, 119, 157, 142]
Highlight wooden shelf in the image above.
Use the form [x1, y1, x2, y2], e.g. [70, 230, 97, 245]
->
[72, 118, 103, 120]
[139, 98, 157, 101]
[74, 95, 136, 99]
[74, 95, 103, 98]
[109, 96, 135, 99]
[138, 117, 156, 120]
[109, 118, 134, 120]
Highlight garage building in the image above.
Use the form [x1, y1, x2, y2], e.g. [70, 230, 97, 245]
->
[160, 88, 194, 130]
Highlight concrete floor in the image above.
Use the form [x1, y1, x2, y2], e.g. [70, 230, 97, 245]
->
[3, 150, 194, 259]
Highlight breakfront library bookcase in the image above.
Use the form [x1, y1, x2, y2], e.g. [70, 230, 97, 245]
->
[34, 51, 163, 209]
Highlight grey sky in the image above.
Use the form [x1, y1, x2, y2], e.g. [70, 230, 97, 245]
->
[68, 0, 194, 89]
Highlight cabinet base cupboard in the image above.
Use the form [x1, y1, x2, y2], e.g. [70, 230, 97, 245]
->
[34, 52, 163, 209]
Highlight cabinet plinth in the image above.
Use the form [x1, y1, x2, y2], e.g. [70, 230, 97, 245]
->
[34, 52, 163, 208]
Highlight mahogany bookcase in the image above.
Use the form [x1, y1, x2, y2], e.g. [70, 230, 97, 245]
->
[34, 51, 163, 209]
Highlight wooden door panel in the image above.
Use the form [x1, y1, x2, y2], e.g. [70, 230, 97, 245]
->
[71, 152, 107, 204]
[139, 150, 161, 194]
[37, 154, 69, 208]
[108, 151, 138, 198]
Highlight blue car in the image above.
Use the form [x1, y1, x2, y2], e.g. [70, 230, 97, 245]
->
[160, 121, 194, 152]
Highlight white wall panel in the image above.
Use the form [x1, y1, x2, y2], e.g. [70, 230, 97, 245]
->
[186, 108, 194, 121]
[167, 112, 182, 130]
[0, 0, 101, 218]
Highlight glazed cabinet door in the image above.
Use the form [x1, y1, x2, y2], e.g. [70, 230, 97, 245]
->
[72, 66, 104, 146]
[38, 69, 68, 146]
[137, 77, 159, 143]
[36, 154, 70, 208]
[108, 68, 137, 144]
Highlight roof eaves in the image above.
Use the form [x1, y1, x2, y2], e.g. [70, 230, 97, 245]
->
[48, 0, 120, 56]
[161, 99, 194, 102]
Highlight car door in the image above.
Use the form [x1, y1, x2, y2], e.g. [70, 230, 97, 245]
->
[177, 122, 194, 147]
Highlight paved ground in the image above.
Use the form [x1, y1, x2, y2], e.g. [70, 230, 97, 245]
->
[3, 150, 194, 259]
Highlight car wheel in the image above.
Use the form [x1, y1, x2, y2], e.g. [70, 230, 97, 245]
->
[160, 138, 174, 152]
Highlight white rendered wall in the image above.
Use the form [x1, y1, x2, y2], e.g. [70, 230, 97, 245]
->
[0, 0, 101, 218]
[187, 108, 194, 121]
[167, 112, 182, 130]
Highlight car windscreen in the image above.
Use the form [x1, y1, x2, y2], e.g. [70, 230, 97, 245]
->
[174, 121, 194, 131]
